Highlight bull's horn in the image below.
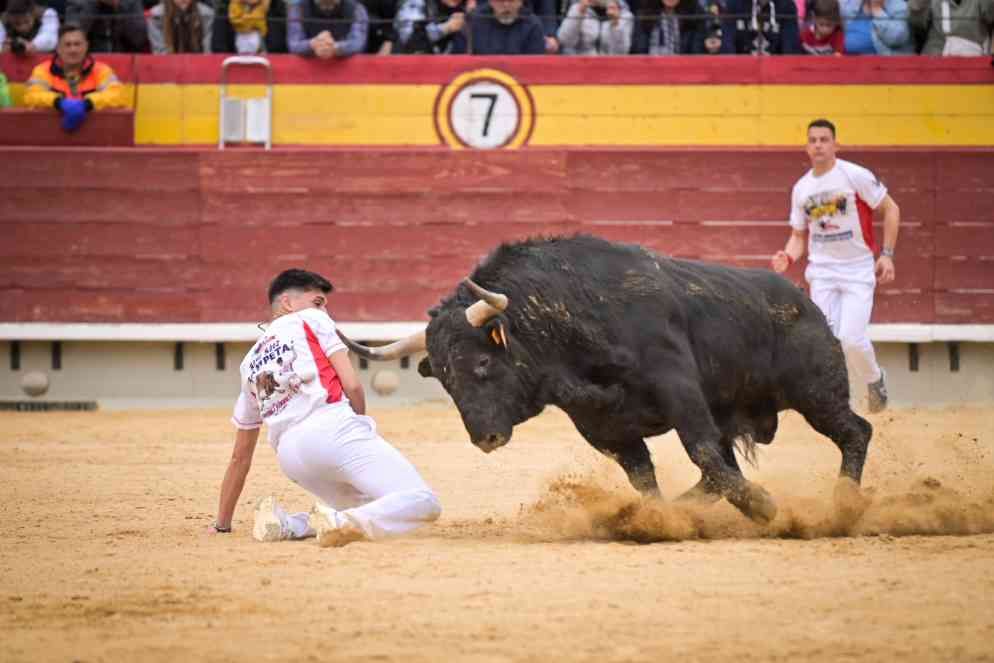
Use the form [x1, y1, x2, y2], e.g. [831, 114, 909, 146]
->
[336, 328, 426, 361]
[463, 278, 508, 311]
[463, 279, 509, 328]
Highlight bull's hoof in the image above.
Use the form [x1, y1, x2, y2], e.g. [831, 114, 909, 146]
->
[728, 482, 778, 525]
[834, 477, 870, 526]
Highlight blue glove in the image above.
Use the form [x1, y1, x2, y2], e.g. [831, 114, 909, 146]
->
[59, 98, 89, 133]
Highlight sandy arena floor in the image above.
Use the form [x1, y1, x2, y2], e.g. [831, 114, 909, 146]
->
[2, 403, 993, 663]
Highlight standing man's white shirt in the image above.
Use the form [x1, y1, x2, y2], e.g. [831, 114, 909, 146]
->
[790, 158, 888, 283]
[232, 307, 352, 449]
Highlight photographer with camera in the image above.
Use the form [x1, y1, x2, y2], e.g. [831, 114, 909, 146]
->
[1, 0, 59, 55]
[23, 23, 127, 132]
[557, 0, 634, 54]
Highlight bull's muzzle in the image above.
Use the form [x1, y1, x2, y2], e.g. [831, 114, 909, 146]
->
[474, 433, 510, 454]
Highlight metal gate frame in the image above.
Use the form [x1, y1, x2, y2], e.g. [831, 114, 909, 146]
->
[218, 56, 273, 150]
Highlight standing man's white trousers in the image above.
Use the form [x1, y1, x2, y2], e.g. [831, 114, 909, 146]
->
[808, 277, 883, 384]
[274, 410, 441, 540]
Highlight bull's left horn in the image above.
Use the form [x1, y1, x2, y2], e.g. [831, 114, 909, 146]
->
[337, 329, 426, 361]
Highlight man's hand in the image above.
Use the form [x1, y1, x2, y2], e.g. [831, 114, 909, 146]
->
[771, 250, 793, 274]
[545, 35, 560, 52]
[445, 12, 465, 34]
[311, 30, 336, 58]
[59, 98, 90, 133]
[875, 255, 895, 284]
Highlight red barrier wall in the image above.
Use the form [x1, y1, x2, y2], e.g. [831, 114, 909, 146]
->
[2, 147, 992, 324]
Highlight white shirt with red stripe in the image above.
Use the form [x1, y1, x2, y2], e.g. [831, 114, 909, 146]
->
[232, 308, 350, 449]
[790, 158, 887, 283]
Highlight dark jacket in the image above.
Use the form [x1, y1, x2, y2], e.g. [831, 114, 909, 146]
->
[467, 3, 545, 54]
[67, 0, 149, 52]
[630, 0, 704, 53]
[722, 0, 800, 54]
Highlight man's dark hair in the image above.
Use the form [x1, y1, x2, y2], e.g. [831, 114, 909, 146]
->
[808, 118, 836, 138]
[268, 269, 334, 303]
[58, 22, 86, 39]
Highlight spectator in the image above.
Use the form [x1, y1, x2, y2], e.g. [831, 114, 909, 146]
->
[1, 0, 59, 54]
[211, 0, 287, 53]
[147, 0, 214, 52]
[360, 0, 397, 52]
[723, 0, 801, 53]
[528, 0, 559, 51]
[394, 0, 470, 53]
[801, 0, 843, 52]
[0, 70, 11, 106]
[467, 0, 545, 53]
[909, 0, 992, 54]
[838, 0, 914, 53]
[287, 0, 368, 58]
[23, 23, 127, 132]
[631, 0, 701, 53]
[67, 0, 149, 51]
[557, 0, 633, 54]
[702, 18, 722, 48]
[226, 0, 267, 52]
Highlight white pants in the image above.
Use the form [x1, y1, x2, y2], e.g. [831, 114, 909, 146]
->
[274, 409, 441, 540]
[808, 277, 883, 384]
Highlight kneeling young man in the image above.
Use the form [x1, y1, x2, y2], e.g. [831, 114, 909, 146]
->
[211, 269, 441, 546]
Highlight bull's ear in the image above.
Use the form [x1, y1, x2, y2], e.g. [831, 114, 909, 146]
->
[486, 320, 509, 350]
[417, 357, 434, 378]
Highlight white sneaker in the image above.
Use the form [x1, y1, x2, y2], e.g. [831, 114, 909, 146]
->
[253, 495, 288, 542]
[867, 369, 889, 414]
[309, 502, 366, 548]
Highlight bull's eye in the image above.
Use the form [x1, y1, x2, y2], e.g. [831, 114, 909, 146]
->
[473, 355, 491, 379]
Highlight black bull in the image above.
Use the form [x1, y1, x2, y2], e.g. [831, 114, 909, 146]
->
[341, 235, 872, 524]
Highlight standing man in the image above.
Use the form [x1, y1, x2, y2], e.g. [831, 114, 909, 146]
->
[771, 118, 900, 413]
[211, 269, 441, 547]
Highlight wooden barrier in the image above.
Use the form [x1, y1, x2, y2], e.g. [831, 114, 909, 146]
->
[0, 109, 135, 147]
[2, 147, 992, 323]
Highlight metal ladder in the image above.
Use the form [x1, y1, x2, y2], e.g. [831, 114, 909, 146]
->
[218, 56, 273, 150]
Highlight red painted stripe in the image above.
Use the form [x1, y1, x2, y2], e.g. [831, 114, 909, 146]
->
[856, 194, 878, 255]
[303, 320, 343, 404]
[3, 52, 980, 86]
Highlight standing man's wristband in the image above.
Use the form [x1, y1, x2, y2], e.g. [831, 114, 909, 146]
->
[881, 247, 895, 258]
[212, 522, 232, 533]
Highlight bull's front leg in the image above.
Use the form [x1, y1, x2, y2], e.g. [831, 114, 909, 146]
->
[590, 437, 661, 498]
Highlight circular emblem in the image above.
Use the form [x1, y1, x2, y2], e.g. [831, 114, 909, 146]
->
[433, 69, 535, 150]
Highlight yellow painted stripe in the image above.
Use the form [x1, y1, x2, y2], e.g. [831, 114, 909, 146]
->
[528, 84, 994, 146]
[136, 84, 442, 145]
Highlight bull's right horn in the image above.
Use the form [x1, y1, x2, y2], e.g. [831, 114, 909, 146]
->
[463, 278, 509, 328]
[337, 328, 426, 361]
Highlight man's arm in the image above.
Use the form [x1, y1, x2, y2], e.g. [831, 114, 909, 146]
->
[875, 193, 900, 284]
[335, 2, 370, 56]
[771, 229, 807, 273]
[212, 427, 260, 531]
[329, 348, 366, 415]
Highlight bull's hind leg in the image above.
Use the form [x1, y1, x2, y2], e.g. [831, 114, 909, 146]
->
[795, 401, 873, 485]
[794, 401, 873, 522]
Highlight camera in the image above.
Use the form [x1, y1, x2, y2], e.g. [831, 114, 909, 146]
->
[10, 37, 27, 55]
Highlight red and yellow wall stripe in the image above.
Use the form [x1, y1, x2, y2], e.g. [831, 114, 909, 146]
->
[2, 54, 992, 146]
